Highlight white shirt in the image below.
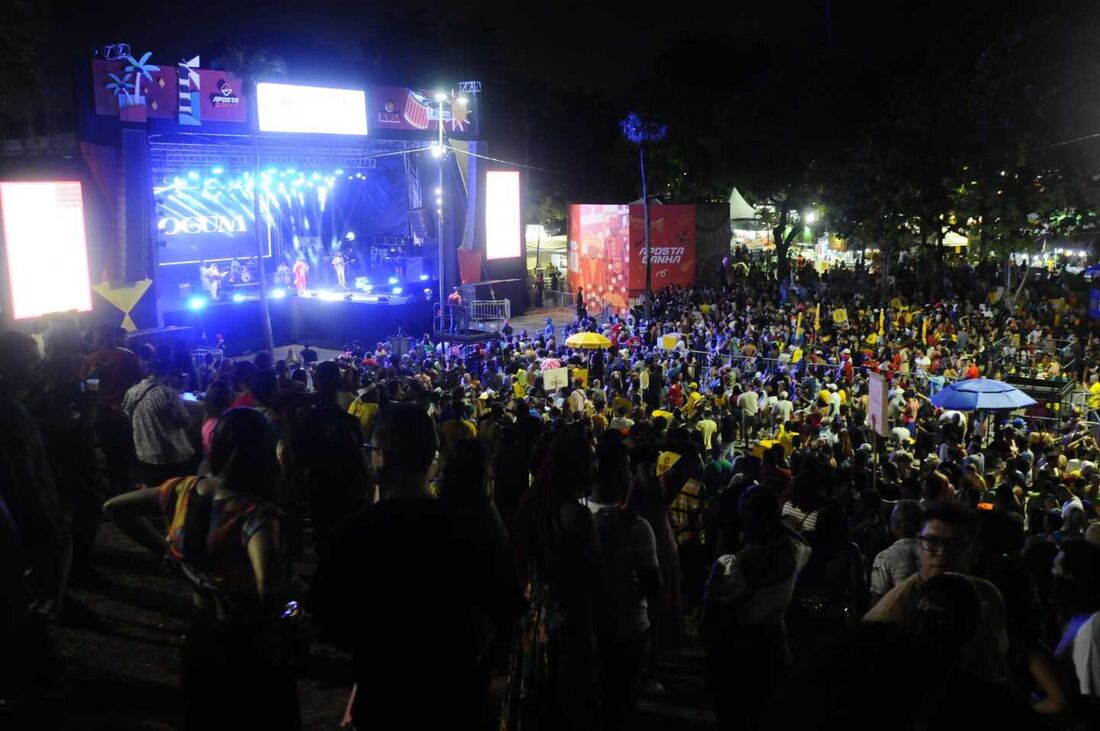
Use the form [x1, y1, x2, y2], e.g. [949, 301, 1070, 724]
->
[738, 391, 759, 414]
[774, 398, 794, 422]
[1058, 612, 1100, 698]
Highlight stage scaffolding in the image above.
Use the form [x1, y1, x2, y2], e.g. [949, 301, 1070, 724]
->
[147, 135, 428, 175]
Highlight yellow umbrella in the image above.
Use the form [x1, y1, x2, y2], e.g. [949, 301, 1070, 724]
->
[565, 332, 612, 349]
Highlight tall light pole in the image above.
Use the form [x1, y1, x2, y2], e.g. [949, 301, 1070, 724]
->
[434, 92, 446, 315]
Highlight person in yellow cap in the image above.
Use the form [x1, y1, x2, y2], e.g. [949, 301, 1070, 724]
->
[684, 383, 703, 418]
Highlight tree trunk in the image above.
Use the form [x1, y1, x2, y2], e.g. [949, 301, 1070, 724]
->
[641, 143, 652, 319]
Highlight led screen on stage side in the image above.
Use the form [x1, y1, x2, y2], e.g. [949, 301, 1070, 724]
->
[256, 83, 368, 135]
[0, 181, 93, 320]
[485, 170, 521, 260]
[155, 181, 264, 266]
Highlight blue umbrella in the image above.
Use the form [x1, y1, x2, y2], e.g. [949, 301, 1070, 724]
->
[930, 378, 1037, 411]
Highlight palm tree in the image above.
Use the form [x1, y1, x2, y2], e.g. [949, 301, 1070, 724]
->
[620, 112, 667, 318]
[212, 46, 287, 356]
[105, 72, 135, 105]
[124, 52, 160, 103]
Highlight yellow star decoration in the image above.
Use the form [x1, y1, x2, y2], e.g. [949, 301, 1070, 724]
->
[92, 279, 153, 331]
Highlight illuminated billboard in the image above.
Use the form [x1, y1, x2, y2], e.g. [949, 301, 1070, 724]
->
[485, 170, 521, 260]
[256, 82, 368, 135]
[0, 181, 93, 320]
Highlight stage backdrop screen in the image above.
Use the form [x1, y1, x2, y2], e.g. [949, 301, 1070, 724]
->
[485, 170, 521, 260]
[256, 83, 368, 135]
[0, 181, 93, 320]
[155, 179, 267, 266]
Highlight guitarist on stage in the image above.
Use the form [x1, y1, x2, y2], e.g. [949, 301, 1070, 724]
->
[333, 251, 349, 290]
[200, 260, 226, 300]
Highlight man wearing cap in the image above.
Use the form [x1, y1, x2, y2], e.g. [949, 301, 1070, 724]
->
[312, 404, 526, 728]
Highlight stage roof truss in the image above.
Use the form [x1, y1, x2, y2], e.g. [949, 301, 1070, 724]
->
[148, 137, 428, 175]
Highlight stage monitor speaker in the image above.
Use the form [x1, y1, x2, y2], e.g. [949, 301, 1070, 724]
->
[120, 128, 152, 281]
[405, 257, 428, 281]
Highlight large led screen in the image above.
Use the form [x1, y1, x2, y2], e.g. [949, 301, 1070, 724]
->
[0, 181, 93, 320]
[256, 83, 368, 135]
[155, 173, 266, 266]
[485, 170, 521, 260]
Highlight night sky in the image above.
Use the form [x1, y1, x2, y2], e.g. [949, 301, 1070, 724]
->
[5, 0, 1100, 205]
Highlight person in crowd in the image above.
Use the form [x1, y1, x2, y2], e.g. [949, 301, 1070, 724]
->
[200, 380, 234, 465]
[587, 430, 661, 730]
[311, 404, 526, 729]
[122, 358, 196, 487]
[439, 438, 507, 543]
[508, 423, 602, 728]
[1053, 540, 1100, 706]
[702, 484, 811, 731]
[286, 361, 367, 552]
[865, 502, 1011, 684]
[105, 408, 300, 730]
[869, 499, 923, 605]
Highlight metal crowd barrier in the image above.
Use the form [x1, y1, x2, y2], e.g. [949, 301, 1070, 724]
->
[469, 299, 510, 322]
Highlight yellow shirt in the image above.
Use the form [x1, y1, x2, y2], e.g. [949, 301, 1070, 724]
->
[440, 418, 477, 448]
[348, 399, 379, 439]
[1089, 382, 1100, 410]
[513, 379, 526, 399]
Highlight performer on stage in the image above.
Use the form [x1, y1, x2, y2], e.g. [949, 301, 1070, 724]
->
[201, 260, 224, 300]
[332, 251, 348, 290]
[293, 257, 310, 295]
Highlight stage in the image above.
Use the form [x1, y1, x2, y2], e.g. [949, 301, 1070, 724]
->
[161, 292, 434, 355]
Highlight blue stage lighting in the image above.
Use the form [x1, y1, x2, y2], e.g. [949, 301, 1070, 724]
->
[387, 276, 399, 285]
[319, 291, 344, 302]
[270, 288, 287, 299]
[187, 296, 207, 311]
[419, 274, 430, 281]
[232, 292, 247, 303]
[212, 166, 224, 175]
[392, 286, 403, 295]
[334, 168, 344, 175]
[187, 171, 200, 180]
[345, 231, 356, 241]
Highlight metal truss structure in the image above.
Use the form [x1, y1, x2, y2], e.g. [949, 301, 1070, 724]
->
[147, 135, 430, 175]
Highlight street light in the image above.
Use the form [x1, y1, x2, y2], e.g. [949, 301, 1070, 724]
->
[435, 92, 447, 315]
[804, 211, 818, 225]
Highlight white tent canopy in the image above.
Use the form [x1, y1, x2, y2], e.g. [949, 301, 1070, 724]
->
[729, 187, 758, 220]
[942, 230, 968, 246]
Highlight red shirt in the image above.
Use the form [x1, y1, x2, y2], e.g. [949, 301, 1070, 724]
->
[231, 392, 257, 409]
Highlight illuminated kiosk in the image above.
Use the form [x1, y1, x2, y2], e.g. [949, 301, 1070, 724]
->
[69, 49, 525, 353]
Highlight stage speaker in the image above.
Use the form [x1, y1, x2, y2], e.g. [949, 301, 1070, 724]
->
[409, 207, 436, 240]
[120, 128, 153, 281]
[405, 257, 428, 281]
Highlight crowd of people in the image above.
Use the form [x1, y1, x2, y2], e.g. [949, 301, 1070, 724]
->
[3, 253, 1100, 730]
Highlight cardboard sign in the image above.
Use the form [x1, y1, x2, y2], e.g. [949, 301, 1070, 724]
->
[543, 367, 569, 391]
[867, 372, 890, 438]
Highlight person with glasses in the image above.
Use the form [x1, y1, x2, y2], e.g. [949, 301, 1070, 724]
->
[864, 502, 1011, 684]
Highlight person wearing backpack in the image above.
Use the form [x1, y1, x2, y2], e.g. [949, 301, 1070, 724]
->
[105, 408, 300, 730]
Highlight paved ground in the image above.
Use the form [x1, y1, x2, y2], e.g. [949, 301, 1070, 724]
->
[38, 523, 715, 730]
